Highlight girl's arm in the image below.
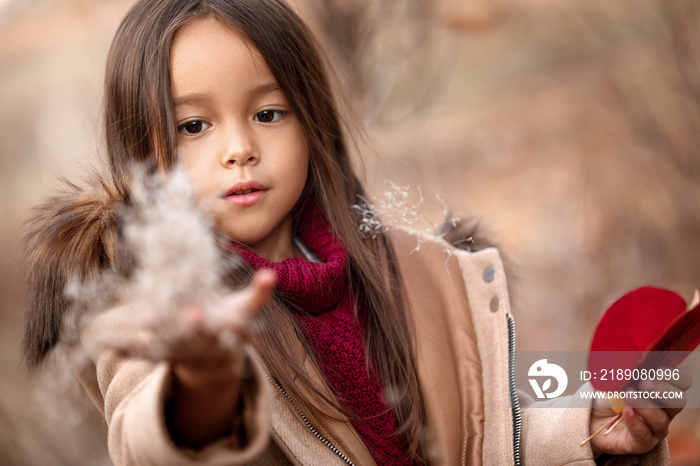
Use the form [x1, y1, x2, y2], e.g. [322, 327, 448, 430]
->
[168, 359, 246, 448]
[80, 271, 275, 465]
[165, 271, 275, 449]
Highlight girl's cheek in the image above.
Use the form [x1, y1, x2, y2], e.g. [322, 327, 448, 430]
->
[177, 146, 200, 177]
[175, 151, 208, 200]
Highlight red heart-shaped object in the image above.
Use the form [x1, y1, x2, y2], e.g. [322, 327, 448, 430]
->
[588, 286, 700, 391]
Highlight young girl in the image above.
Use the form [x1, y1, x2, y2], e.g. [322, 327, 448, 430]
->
[22, 0, 686, 464]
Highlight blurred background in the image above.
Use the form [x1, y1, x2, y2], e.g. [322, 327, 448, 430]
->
[1, 0, 699, 464]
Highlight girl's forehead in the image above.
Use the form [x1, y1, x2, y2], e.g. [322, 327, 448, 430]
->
[171, 16, 259, 63]
[170, 16, 277, 98]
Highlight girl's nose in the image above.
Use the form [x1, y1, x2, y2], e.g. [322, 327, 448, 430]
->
[220, 130, 258, 167]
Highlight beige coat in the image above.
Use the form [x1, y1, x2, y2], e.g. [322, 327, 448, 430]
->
[77, 228, 668, 465]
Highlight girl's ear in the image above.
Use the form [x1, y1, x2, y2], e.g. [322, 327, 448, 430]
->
[21, 173, 127, 370]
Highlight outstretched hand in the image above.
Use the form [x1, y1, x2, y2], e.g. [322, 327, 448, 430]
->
[86, 269, 276, 448]
[90, 269, 276, 365]
[589, 371, 692, 457]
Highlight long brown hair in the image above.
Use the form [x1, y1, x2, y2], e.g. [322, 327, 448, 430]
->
[26, 0, 424, 459]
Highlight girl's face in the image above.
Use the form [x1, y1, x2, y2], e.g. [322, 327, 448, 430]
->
[170, 16, 309, 262]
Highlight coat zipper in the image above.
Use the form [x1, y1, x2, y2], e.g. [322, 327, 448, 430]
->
[507, 312, 522, 466]
[260, 369, 355, 466]
[259, 316, 520, 466]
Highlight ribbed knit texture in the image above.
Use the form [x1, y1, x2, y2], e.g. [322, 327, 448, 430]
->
[232, 205, 411, 465]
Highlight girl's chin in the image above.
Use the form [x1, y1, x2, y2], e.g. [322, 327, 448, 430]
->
[215, 224, 268, 244]
[216, 215, 295, 260]
[221, 230, 269, 245]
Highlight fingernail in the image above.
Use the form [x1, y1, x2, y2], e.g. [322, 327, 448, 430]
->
[187, 307, 204, 324]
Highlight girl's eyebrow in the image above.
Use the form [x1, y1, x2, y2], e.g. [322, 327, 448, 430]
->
[248, 82, 283, 100]
[173, 93, 211, 108]
[173, 83, 283, 108]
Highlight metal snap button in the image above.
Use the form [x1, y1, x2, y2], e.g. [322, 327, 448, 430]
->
[483, 266, 497, 283]
[489, 296, 501, 312]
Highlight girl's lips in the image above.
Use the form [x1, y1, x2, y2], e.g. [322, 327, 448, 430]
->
[225, 180, 267, 196]
[224, 181, 268, 207]
[225, 190, 266, 207]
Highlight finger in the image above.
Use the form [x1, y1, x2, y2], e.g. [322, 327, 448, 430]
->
[244, 269, 276, 315]
[185, 306, 208, 335]
[186, 307, 205, 326]
[626, 402, 671, 440]
[663, 369, 692, 391]
[638, 379, 687, 411]
[621, 406, 660, 452]
[214, 270, 276, 331]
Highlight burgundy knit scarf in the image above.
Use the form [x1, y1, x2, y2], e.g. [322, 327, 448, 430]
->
[232, 205, 411, 465]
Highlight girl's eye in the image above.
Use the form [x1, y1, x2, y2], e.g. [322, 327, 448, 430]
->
[254, 110, 285, 123]
[177, 120, 210, 135]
